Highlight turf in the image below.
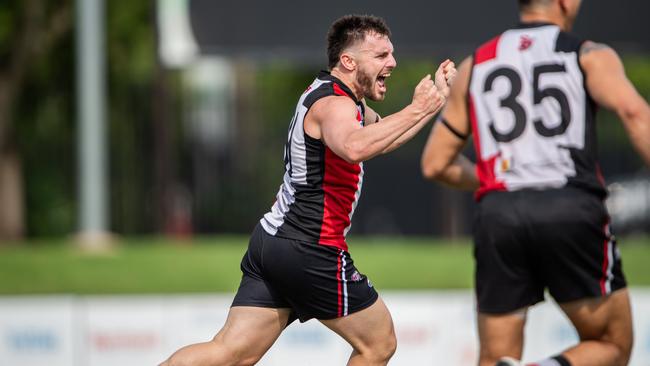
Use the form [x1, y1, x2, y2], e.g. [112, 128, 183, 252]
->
[0, 236, 648, 294]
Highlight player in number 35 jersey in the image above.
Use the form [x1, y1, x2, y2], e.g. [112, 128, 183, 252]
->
[420, 0, 650, 366]
[469, 23, 601, 199]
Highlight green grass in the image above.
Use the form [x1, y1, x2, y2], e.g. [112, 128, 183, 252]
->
[0, 236, 649, 294]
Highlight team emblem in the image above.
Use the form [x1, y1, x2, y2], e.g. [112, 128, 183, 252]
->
[519, 35, 534, 51]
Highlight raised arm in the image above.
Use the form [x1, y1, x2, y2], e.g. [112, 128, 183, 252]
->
[581, 42, 650, 166]
[376, 60, 457, 154]
[420, 57, 479, 190]
[305, 74, 443, 163]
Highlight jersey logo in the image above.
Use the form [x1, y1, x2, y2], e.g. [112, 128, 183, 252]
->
[519, 35, 534, 51]
[350, 271, 362, 282]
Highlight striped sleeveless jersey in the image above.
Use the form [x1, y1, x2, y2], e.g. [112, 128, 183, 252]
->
[468, 22, 606, 200]
[260, 71, 365, 251]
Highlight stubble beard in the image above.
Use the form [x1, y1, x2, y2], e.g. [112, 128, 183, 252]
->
[356, 66, 382, 101]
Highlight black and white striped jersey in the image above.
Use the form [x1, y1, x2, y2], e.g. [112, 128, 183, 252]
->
[468, 22, 606, 200]
[260, 71, 365, 251]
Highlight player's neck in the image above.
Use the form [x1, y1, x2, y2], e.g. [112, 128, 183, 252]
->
[520, 11, 566, 31]
[330, 68, 362, 100]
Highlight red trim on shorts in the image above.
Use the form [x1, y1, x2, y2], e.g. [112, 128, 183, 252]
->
[596, 163, 606, 186]
[336, 253, 343, 317]
[474, 35, 501, 65]
[600, 223, 610, 296]
[468, 94, 506, 200]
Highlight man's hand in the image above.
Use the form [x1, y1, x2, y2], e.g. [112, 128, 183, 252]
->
[411, 74, 444, 116]
[434, 59, 457, 99]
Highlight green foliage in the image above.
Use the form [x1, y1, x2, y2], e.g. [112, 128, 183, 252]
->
[16, 27, 76, 237]
[7, 0, 650, 238]
[0, 4, 14, 51]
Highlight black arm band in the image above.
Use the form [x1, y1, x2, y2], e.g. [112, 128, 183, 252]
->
[439, 118, 469, 140]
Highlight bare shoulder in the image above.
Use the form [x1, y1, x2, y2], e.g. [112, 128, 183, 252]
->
[579, 41, 622, 69]
[458, 56, 473, 71]
[453, 57, 473, 89]
[310, 95, 358, 120]
[305, 95, 358, 139]
[580, 41, 613, 56]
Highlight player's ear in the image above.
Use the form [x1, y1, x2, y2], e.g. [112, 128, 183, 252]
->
[339, 52, 357, 72]
[558, 0, 570, 17]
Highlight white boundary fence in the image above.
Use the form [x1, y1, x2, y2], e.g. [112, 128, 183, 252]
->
[1, 289, 649, 365]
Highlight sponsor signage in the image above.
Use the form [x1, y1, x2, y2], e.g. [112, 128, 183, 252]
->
[0, 290, 648, 365]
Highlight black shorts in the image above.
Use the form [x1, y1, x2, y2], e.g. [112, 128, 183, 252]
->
[474, 187, 627, 314]
[232, 224, 378, 323]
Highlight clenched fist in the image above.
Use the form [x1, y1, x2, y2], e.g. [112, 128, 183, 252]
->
[434, 59, 457, 99]
[411, 74, 444, 116]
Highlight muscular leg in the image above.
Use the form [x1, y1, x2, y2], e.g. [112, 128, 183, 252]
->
[320, 297, 397, 366]
[558, 289, 633, 366]
[477, 309, 527, 366]
[160, 306, 291, 366]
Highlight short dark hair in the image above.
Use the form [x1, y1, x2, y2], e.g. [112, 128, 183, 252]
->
[326, 15, 391, 70]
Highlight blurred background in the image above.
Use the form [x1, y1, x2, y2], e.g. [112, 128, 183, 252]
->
[0, 0, 647, 241]
[0, 0, 649, 365]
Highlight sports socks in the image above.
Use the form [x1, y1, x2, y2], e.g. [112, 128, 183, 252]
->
[528, 354, 571, 366]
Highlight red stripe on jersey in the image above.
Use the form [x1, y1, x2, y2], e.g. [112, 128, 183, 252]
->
[469, 94, 506, 200]
[319, 148, 361, 251]
[474, 35, 501, 65]
[336, 253, 343, 317]
[333, 83, 349, 97]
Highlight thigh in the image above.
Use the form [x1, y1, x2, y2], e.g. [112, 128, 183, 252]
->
[319, 296, 394, 354]
[474, 193, 544, 314]
[216, 306, 291, 349]
[477, 310, 527, 366]
[164, 306, 291, 366]
[559, 289, 633, 355]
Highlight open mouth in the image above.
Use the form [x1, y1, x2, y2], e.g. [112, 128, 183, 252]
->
[377, 73, 391, 91]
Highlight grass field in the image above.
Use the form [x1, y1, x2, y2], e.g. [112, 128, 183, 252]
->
[1, 236, 649, 294]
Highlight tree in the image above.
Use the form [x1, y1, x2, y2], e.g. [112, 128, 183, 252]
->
[0, 0, 73, 241]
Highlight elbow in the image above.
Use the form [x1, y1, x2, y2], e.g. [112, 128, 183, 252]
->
[342, 142, 369, 164]
[619, 104, 644, 123]
[421, 159, 444, 181]
[618, 101, 650, 129]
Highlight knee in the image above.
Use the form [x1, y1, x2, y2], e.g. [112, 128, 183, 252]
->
[162, 340, 262, 366]
[612, 332, 633, 366]
[213, 345, 262, 366]
[362, 330, 397, 363]
[602, 320, 634, 366]
[379, 331, 398, 361]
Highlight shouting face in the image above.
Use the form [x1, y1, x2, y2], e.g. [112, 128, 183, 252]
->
[351, 32, 397, 101]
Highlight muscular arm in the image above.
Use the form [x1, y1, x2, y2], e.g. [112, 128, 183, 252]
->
[364, 101, 438, 154]
[306, 75, 442, 163]
[370, 60, 457, 155]
[420, 57, 479, 190]
[581, 42, 650, 166]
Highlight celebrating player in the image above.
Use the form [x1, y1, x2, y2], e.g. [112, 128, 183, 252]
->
[161, 14, 455, 366]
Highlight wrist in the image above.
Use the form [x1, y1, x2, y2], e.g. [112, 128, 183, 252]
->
[407, 102, 428, 121]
